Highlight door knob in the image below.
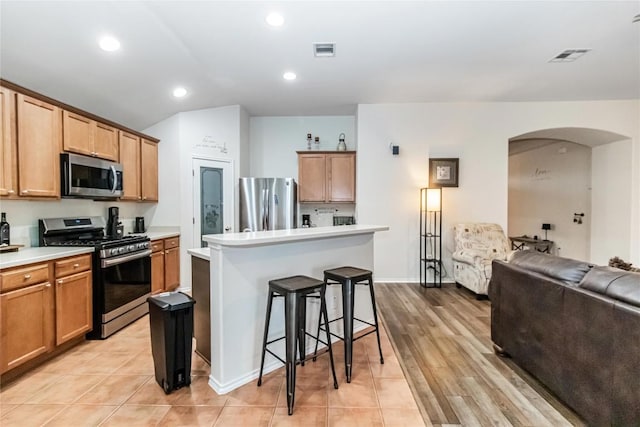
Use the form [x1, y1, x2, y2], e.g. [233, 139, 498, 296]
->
[224, 226, 232, 232]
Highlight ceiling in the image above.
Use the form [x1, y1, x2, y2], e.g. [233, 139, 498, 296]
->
[1, 1, 639, 130]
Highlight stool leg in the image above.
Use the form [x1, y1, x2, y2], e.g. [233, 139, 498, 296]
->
[298, 295, 306, 366]
[342, 278, 355, 383]
[312, 280, 327, 361]
[368, 276, 384, 364]
[257, 291, 274, 386]
[284, 292, 299, 415]
[321, 285, 339, 389]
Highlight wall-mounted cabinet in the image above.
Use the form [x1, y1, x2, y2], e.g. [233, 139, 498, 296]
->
[16, 94, 61, 198]
[0, 87, 17, 197]
[119, 133, 158, 202]
[297, 151, 356, 203]
[0, 79, 159, 202]
[63, 111, 118, 161]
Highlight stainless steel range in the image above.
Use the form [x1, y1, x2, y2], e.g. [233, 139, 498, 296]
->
[39, 217, 152, 339]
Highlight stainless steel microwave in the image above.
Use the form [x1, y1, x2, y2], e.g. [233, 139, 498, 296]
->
[61, 153, 123, 199]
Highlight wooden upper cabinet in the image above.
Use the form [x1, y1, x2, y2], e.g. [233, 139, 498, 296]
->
[298, 154, 327, 202]
[16, 94, 61, 198]
[140, 139, 158, 202]
[0, 87, 17, 197]
[327, 153, 356, 202]
[94, 122, 118, 161]
[62, 111, 93, 157]
[119, 131, 141, 201]
[297, 152, 356, 203]
[63, 111, 119, 161]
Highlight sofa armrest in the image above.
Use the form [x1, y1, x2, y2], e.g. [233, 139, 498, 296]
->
[453, 248, 502, 267]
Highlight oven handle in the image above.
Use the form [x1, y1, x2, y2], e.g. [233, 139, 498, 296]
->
[101, 249, 152, 268]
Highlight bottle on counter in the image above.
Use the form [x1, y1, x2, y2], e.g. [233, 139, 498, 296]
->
[307, 133, 312, 150]
[0, 212, 10, 246]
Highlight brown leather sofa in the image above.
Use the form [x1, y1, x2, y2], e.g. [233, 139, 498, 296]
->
[489, 250, 640, 426]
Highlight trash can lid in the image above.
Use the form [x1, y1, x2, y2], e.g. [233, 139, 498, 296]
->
[147, 291, 195, 311]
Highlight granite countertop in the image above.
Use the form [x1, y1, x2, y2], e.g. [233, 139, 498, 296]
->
[187, 247, 210, 260]
[202, 224, 389, 248]
[0, 247, 95, 270]
[129, 227, 180, 241]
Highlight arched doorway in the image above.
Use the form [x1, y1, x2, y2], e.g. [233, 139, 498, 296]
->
[508, 127, 632, 264]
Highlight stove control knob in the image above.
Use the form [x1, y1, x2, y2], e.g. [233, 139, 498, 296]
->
[118, 247, 126, 254]
[128, 245, 136, 252]
[111, 248, 119, 256]
[143, 241, 150, 249]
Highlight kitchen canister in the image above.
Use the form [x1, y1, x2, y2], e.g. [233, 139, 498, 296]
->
[337, 133, 347, 151]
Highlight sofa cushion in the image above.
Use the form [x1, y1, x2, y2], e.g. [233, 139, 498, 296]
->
[579, 266, 640, 307]
[509, 250, 593, 284]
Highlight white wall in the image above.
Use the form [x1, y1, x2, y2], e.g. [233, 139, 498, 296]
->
[591, 139, 633, 265]
[249, 116, 356, 178]
[508, 140, 592, 261]
[356, 100, 639, 282]
[144, 105, 246, 290]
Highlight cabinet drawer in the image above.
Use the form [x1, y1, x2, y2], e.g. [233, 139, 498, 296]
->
[54, 254, 91, 278]
[151, 240, 164, 253]
[0, 263, 50, 292]
[164, 237, 179, 249]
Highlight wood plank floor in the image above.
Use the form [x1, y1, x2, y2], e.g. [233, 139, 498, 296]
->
[375, 283, 585, 427]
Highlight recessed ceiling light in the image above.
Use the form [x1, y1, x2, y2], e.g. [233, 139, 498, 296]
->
[265, 12, 284, 27]
[283, 72, 296, 81]
[99, 35, 120, 52]
[173, 87, 188, 98]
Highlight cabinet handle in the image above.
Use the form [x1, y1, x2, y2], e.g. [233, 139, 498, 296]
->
[22, 190, 29, 194]
[57, 279, 63, 284]
[24, 274, 32, 279]
[46, 283, 52, 288]
[8, 190, 15, 194]
[73, 263, 80, 268]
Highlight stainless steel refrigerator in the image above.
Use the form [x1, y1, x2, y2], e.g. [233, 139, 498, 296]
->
[239, 178, 297, 231]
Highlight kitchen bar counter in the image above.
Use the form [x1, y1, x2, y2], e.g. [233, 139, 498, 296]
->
[0, 247, 95, 269]
[200, 224, 388, 394]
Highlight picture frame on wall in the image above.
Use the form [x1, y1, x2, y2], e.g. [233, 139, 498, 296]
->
[429, 158, 459, 188]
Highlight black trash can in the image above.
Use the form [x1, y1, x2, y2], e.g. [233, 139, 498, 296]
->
[148, 291, 195, 394]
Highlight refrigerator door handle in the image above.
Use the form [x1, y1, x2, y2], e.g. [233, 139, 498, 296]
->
[262, 188, 269, 230]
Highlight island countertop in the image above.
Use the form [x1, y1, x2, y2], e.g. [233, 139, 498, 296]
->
[202, 225, 389, 247]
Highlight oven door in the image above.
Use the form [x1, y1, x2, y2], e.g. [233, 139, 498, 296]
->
[95, 250, 152, 333]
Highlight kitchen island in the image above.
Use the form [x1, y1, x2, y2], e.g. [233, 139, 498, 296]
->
[200, 225, 388, 394]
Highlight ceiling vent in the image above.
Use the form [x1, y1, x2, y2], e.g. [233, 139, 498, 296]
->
[313, 42, 335, 57]
[549, 49, 591, 63]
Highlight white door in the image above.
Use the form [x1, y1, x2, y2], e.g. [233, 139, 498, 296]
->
[193, 158, 234, 248]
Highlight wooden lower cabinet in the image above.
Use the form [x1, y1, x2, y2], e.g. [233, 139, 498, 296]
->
[151, 236, 180, 293]
[150, 249, 165, 294]
[55, 270, 92, 345]
[0, 254, 93, 374]
[0, 282, 54, 373]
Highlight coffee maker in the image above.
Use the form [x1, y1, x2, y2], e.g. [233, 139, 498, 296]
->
[106, 207, 123, 239]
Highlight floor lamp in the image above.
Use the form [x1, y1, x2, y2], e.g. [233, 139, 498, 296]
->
[420, 188, 442, 288]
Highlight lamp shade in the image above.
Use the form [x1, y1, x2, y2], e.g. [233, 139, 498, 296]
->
[542, 223, 551, 230]
[426, 188, 441, 212]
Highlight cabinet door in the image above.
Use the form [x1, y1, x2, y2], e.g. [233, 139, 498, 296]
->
[62, 110, 93, 157]
[16, 94, 61, 198]
[327, 153, 356, 202]
[140, 139, 158, 202]
[164, 247, 180, 292]
[55, 270, 92, 345]
[119, 131, 141, 201]
[0, 87, 17, 197]
[150, 251, 165, 294]
[298, 154, 326, 202]
[94, 122, 119, 161]
[0, 282, 54, 373]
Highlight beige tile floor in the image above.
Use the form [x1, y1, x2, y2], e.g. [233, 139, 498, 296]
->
[0, 316, 423, 426]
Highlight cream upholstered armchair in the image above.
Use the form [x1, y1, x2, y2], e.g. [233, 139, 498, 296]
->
[452, 223, 511, 297]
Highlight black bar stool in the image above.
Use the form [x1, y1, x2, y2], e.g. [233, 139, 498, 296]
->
[314, 266, 384, 383]
[257, 275, 338, 415]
